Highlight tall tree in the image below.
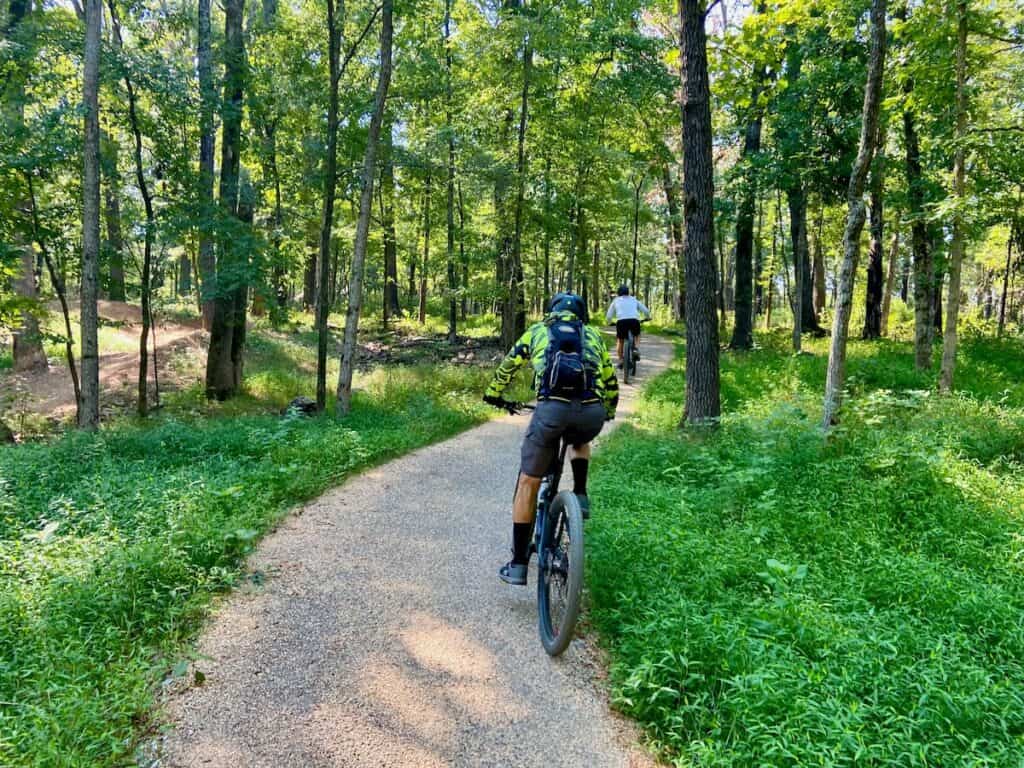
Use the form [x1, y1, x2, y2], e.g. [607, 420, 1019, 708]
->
[679, 0, 719, 425]
[822, 0, 887, 427]
[862, 123, 887, 339]
[939, 0, 968, 392]
[381, 113, 401, 321]
[316, 0, 343, 411]
[107, 0, 157, 417]
[101, 133, 127, 302]
[197, 0, 216, 330]
[79, 0, 102, 428]
[444, 0, 458, 344]
[205, 0, 247, 400]
[729, 19, 766, 351]
[902, 47, 933, 369]
[336, 0, 392, 415]
[7, 0, 46, 372]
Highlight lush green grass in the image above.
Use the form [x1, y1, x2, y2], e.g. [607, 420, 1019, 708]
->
[0, 363, 500, 767]
[588, 331, 1024, 766]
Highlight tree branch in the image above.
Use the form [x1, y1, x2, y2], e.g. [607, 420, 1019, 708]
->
[334, 4, 383, 88]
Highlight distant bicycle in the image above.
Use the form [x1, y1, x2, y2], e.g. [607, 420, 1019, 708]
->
[621, 318, 649, 384]
[504, 402, 585, 656]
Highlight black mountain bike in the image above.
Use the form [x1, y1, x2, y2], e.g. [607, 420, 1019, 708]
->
[505, 403, 585, 656]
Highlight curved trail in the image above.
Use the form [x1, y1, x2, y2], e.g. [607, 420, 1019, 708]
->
[161, 335, 673, 768]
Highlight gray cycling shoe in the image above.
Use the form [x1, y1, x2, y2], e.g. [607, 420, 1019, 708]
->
[499, 561, 528, 586]
[577, 494, 591, 520]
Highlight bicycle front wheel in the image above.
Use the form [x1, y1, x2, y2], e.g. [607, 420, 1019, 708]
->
[537, 490, 585, 656]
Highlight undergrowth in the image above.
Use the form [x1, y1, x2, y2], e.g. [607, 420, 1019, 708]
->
[0, 364, 499, 767]
[588, 331, 1024, 766]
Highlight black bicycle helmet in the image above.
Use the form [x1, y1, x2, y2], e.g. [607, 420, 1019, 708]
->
[618, 283, 630, 296]
[547, 291, 589, 323]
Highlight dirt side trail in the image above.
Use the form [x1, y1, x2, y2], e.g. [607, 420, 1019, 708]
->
[160, 335, 675, 768]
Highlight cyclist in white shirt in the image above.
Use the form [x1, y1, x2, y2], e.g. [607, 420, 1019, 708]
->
[605, 284, 651, 368]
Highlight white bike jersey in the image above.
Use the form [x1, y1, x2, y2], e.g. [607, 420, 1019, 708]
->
[606, 296, 650, 323]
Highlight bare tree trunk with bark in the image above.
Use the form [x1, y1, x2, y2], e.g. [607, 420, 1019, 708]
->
[823, 0, 887, 428]
[316, 0, 343, 410]
[679, 0, 719, 425]
[862, 125, 887, 340]
[80, 0, 102, 428]
[881, 230, 899, 336]
[729, 33, 766, 351]
[197, 0, 216, 331]
[939, 0, 968, 393]
[336, 0, 392, 414]
[205, 0, 247, 400]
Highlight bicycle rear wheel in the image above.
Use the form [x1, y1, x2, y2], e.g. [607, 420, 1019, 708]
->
[537, 490, 585, 656]
[623, 334, 634, 384]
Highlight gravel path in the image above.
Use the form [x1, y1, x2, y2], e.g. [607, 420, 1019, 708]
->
[160, 335, 674, 768]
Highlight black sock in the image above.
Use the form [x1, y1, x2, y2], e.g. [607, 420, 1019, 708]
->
[512, 522, 533, 564]
[571, 458, 589, 496]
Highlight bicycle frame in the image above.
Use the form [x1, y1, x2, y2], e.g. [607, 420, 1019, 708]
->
[533, 439, 568, 554]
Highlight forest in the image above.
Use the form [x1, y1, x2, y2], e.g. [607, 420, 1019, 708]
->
[2, 0, 1024, 764]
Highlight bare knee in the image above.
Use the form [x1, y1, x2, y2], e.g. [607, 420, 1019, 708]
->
[518, 473, 543, 492]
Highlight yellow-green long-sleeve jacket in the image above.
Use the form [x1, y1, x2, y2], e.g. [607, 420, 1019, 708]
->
[485, 312, 619, 418]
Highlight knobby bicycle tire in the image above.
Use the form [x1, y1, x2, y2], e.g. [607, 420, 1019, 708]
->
[623, 334, 634, 384]
[537, 490, 585, 656]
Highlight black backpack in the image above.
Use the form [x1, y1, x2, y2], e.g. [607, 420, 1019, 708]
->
[539, 318, 595, 399]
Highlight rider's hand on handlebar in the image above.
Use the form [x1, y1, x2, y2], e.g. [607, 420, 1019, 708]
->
[483, 394, 523, 415]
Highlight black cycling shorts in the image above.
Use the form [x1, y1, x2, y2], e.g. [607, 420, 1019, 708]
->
[616, 318, 642, 340]
[520, 399, 606, 478]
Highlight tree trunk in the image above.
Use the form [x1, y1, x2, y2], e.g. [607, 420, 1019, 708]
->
[101, 134, 127, 301]
[822, 0, 886, 427]
[80, 0, 102, 428]
[107, 0, 157, 416]
[880, 229, 899, 335]
[336, 0, 392, 414]
[788, 187, 804, 351]
[419, 171, 431, 325]
[382, 114, 401, 321]
[458, 180, 468, 319]
[503, 36, 531, 350]
[197, 0, 216, 331]
[939, 0, 968, 393]
[862, 125, 887, 340]
[8, 0, 46, 372]
[998, 227, 1013, 335]
[679, 0, 719, 425]
[812, 201, 826, 316]
[542, 154, 553, 302]
[316, 0, 343, 410]
[27, 174, 81, 411]
[662, 163, 685, 320]
[444, 0, 458, 344]
[728, 42, 765, 350]
[904, 91, 932, 368]
[631, 172, 644, 289]
[205, 0, 247, 400]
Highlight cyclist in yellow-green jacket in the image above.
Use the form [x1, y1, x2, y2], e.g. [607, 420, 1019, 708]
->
[483, 292, 618, 585]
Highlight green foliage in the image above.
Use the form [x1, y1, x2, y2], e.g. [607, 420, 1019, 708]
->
[588, 335, 1024, 766]
[0, 365, 493, 766]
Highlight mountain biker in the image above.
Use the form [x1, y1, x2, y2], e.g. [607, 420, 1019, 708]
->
[483, 292, 618, 586]
[605, 284, 651, 369]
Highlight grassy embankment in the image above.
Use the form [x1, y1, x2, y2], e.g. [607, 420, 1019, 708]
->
[588, 327, 1024, 766]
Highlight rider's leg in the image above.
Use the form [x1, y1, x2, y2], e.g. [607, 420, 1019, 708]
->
[569, 443, 591, 517]
[569, 443, 591, 494]
[510, 473, 542, 565]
